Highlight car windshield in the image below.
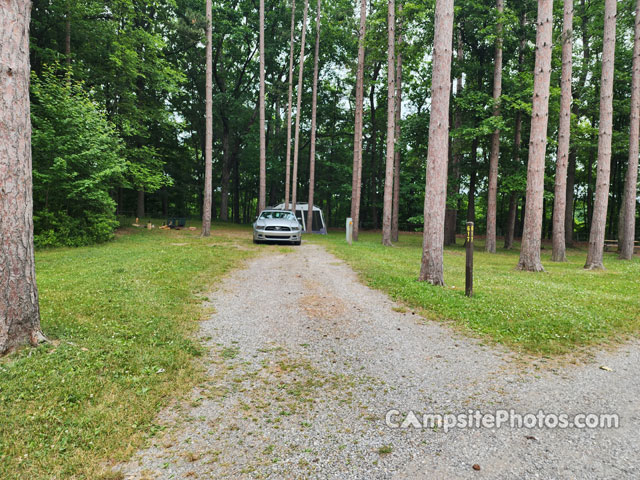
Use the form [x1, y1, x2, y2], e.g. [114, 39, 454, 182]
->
[259, 211, 295, 220]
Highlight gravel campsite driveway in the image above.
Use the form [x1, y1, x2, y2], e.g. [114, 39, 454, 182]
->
[120, 243, 640, 480]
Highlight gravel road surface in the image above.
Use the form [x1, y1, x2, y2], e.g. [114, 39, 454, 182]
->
[119, 243, 640, 479]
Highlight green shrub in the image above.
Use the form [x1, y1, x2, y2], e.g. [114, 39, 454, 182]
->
[31, 68, 125, 247]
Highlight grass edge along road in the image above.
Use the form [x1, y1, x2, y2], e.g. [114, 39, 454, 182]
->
[0, 222, 258, 480]
[308, 231, 640, 356]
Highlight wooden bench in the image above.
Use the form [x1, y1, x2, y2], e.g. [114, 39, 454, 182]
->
[604, 240, 640, 252]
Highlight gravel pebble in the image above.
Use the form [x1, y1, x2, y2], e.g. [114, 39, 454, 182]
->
[119, 244, 640, 479]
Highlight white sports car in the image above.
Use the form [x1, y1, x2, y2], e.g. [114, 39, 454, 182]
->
[253, 209, 302, 245]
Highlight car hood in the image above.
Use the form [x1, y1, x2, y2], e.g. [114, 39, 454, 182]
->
[255, 218, 300, 228]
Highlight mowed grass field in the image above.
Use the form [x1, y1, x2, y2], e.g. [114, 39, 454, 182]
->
[309, 231, 640, 355]
[1, 223, 638, 478]
[0, 222, 259, 480]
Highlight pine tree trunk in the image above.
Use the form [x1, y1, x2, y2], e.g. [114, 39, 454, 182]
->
[202, 0, 213, 236]
[418, 0, 454, 286]
[292, 0, 310, 213]
[258, 0, 266, 213]
[585, 0, 617, 269]
[382, 0, 396, 246]
[564, 147, 576, 246]
[137, 189, 145, 219]
[391, 4, 403, 243]
[0, 0, 46, 355]
[369, 78, 379, 229]
[285, 0, 296, 210]
[620, 0, 640, 260]
[551, 0, 574, 262]
[517, 0, 554, 272]
[350, 0, 367, 241]
[467, 138, 478, 224]
[445, 30, 463, 247]
[505, 110, 523, 250]
[306, 0, 321, 232]
[504, 12, 527, 250]
[504, 192, 518, 250]
[485, 0, 504, 253]
[220, 117, 231, 221]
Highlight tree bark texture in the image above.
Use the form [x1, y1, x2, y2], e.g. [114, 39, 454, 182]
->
[419, 0, 454, 286]
[306, 0, 321, 232]
[620, 0, 640, 260]
[202, 0, 213, 236]
[391, 3, 403, 243]
[292, 0, 310, 213]
[585, 0, 617, 270]
[285, 0, 296, 210]
[350, 0, 367, 241]
[0, 0, 45, 355]
[258, 0, 266, 213]
[551, 0, 574, 262]
[517, 0, 554, 272]
[485, 0, 504, 253]
[382, 0, 396, 246]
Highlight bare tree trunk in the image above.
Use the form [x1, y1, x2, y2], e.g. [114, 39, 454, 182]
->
[202, 0, 213, 236]
[306, 0, 321, 232]
[0, 0, 45, 355]
[504, 12, 527, 249]
[292, 0, 310, 213]
[382, 0, 396, 246]
[350, 0, 367, 241]
[258, 0, 266, 213]
[391, 3, 403, 243]
[517, 0, 554, 272]
[369, 76, 379, 229]
[137, 189, 145, 219]
[585, 0, 617, 270]
[233, 152, 240, 223]
[419, 0, 454, 286]
[504, 192, 518, 249]
[504, 114, 523, 250]
[220, 117, 231, 221]
[565, 146, 576, 246]
[620, 0, 640, 260]
[485, 0, 504, 253]
[285, 0, 296, 209]
[445, 30, 463, 246]
[551, 0, 574, 262]
[467, 138, 478, 224]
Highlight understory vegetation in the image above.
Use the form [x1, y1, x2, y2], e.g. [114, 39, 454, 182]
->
[311, 232, 640, 355]
[0, 224, 256, 479]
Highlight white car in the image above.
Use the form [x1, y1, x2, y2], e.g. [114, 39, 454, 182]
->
[253, 209, 302, 245]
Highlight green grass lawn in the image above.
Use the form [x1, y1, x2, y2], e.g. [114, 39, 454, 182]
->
[0, 221, 258, 480]
[310, 231, 640, 355]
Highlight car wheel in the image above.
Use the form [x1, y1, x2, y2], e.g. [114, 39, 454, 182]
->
[253, 239, 260, 244]
[294, 240, 301, 246]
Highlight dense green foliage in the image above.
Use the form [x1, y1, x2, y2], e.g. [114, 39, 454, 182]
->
[311, 231, 640, 354]
[0, 224, 257, 479]
[28, 0, 638, 241]
[31, 70, 125, 246]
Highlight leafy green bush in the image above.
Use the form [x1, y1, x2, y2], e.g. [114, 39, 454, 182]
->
[31, 68, 125, 247]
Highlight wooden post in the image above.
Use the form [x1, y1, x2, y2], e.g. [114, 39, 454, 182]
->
[346, 217, 353, 245]
[466, 221, 474, 297]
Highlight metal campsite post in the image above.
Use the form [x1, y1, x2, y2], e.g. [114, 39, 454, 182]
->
[346, 217, 353, 245]
[465, 222, 474, 297]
